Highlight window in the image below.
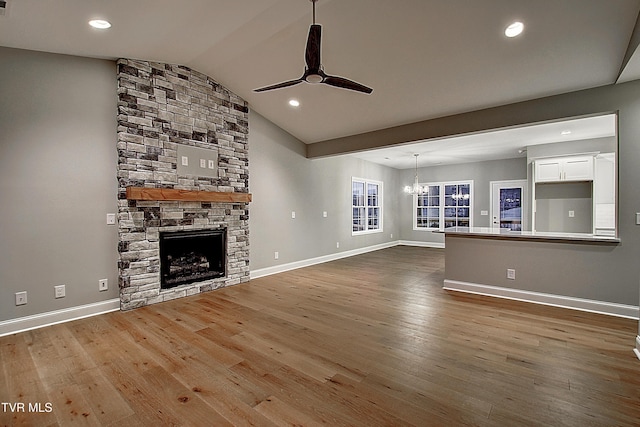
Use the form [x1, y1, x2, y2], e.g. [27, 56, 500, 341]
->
[414, 181, 472, 230]
[352, 178, 383, 234]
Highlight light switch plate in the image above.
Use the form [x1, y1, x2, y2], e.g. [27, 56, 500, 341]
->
[106, 213, 116, 225]
[181, 156, 189, 166]
[636, 213, 640, 225]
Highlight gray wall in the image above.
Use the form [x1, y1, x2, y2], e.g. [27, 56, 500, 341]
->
[0, 47, 119, 322]
[535, 182, 593, 233]
[399, 157, 527, 245]
[249, 110, 399, 271]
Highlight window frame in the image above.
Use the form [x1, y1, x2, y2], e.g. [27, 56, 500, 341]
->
[412, 180, 474, 231]
[352, 177, 383, 235]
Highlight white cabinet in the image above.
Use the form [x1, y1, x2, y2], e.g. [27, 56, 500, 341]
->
[593, 153, 616, 235]
[534, 155, 594, 183]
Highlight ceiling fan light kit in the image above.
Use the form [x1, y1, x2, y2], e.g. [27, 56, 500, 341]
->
[254, 0, 372, 94]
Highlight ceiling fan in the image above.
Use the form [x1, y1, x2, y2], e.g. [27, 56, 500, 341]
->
[254, 0, 373, 94]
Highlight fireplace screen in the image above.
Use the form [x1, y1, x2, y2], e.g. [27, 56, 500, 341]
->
[159, 228, 226, 289]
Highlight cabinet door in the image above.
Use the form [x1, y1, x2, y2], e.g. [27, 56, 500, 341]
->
[594, 153, 615, 233]
[535, 159, 562, 182]
[563, 156, 593, 181]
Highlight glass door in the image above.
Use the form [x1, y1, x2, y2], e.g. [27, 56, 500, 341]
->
[490, 180, 527, 231]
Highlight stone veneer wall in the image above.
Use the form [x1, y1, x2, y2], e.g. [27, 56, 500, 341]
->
[116, 59, 250, 310]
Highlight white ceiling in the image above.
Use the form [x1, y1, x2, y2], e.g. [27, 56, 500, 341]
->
[0, 0, 637, 157]
[348, 113, 617, 169]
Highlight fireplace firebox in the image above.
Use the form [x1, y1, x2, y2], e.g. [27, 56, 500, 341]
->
[159, 229, 226, 289]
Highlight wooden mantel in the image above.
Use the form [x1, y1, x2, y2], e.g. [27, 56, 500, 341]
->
[126, 187, 252, 203]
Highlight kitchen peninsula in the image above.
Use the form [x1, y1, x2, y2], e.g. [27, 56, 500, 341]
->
[441, 227, 636, 319]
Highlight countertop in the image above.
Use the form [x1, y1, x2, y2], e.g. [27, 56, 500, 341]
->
[441, 227, 620, 244]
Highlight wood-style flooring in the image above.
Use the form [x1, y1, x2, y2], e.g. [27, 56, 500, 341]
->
[1, 246, 639, 426]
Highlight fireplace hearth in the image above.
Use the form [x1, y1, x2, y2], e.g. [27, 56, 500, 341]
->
[159, 229, 226, 289]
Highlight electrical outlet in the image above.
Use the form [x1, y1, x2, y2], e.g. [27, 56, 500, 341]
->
[274, 251, 279, 260]
[507, 268, 516, 280]
[336, 242, 340, 249]
[181, 156, 188, 166]
[291, 211, 296, 219]
[15, 291, 27, 306]
[199, 158, 206, 168]
[568, 210, 575, 218]
[323, 211, 327, 218]
[99, 279, 108, 292]
[54, 285, 65, 299]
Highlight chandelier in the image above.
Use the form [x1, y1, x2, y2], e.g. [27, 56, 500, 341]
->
[404, 154, 427, 195]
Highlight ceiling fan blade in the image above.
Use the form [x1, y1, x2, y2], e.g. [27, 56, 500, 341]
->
[305, 24, 322, 72]
[254, 79, 303, 92]
[323, 75, 373, 94]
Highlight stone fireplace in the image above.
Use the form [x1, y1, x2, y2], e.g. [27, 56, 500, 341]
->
[116, 59, 250, 310]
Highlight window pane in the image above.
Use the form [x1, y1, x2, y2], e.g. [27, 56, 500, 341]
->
[457, 219, 469, 227]
[444, 207, 457, 218]
[352, 181, 365, 206]
[457, 207, 469, 218]
[459, 184, 470, 206]
[445, 187, 457, 205]
[352, 207, 365, 232]
[367, 183, 379, 206]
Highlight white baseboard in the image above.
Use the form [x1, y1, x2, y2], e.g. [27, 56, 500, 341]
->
[250, 241, 399, 279]
[443, 279, 639, 320]
[0, 299, 120, 337]
[635, 336, 640, 361]
[398, 240, 445, 249]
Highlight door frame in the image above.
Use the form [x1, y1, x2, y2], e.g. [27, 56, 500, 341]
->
[490, 179, 528, 231]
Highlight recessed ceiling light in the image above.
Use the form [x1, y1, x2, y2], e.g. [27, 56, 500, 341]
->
[288, 99, 300, 107]
[89, 19, 111, 29]
[505, 21, 524, 38]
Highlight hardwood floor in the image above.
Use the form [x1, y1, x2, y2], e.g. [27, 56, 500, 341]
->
[1, 246, 639, 426]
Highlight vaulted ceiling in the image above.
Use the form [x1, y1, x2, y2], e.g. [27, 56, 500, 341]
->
[1, 0, 638, 168]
